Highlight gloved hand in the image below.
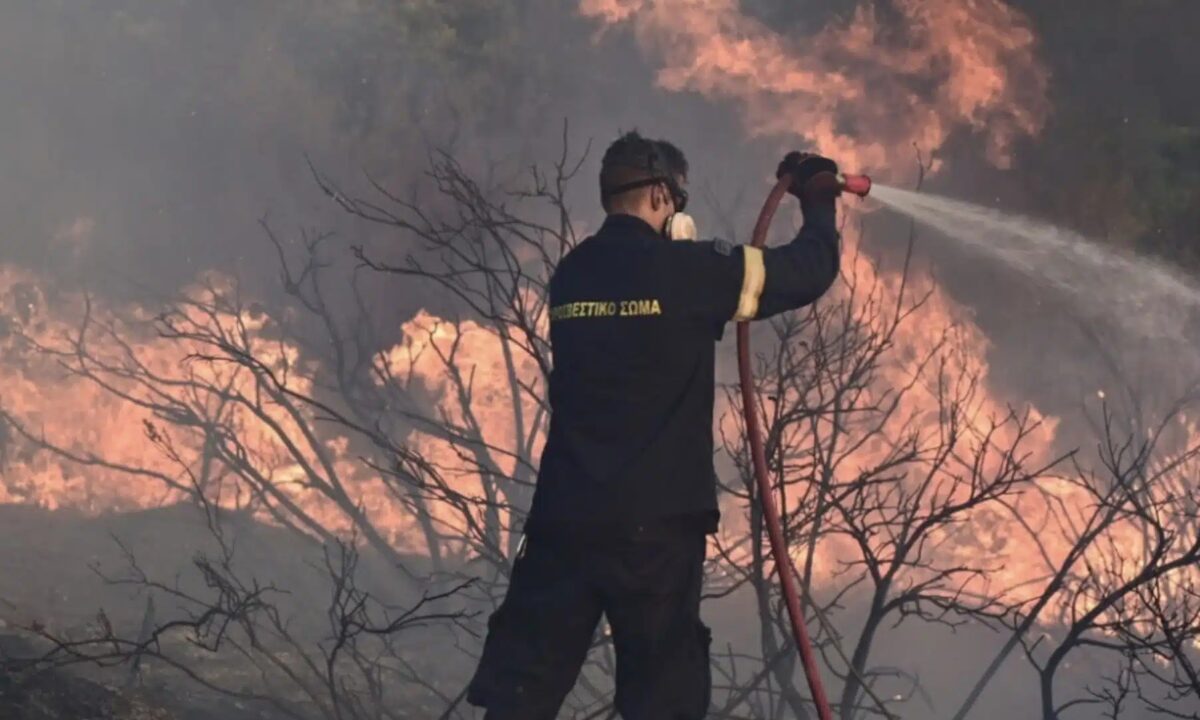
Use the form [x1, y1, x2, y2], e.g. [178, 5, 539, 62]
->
[775, 151, 840, 203]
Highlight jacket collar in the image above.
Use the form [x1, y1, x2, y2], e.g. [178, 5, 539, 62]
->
[598, 213, 662, 239]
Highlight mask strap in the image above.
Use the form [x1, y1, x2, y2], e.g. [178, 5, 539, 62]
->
[602, 176, 666, 200]
[602, 176, 688, 212]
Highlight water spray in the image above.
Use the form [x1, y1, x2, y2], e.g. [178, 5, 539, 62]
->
[868, 183, 1200, 342]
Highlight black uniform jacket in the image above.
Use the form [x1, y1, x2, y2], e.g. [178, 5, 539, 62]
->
[524, 205, 840, 539]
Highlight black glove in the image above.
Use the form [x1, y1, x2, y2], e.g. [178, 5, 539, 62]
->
[775, 151, 840, 202]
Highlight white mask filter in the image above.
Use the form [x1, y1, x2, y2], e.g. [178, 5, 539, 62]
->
[665, 212, 698, 241]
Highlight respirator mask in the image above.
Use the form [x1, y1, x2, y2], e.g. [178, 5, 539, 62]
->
[660, 176, 695, 241]
[663, 210, 697, 241]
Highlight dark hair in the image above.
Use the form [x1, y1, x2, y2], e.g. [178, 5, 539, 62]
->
[599, 130, 689, 212]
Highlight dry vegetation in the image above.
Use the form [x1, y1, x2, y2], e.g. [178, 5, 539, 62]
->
[2, 137, 1198, 719]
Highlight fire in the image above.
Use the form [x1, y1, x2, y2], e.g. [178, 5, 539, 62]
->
[0, 0, 1081, 599]
[0, 266, 172, 511]
[0, 269, 395, 551]
[0, 265, 544, 558]
[379, 309, 546, 555]
[1, 2, 1192, 644]
[714, 221, 1062, 595]
[584, 0, 1064, 596]
[580, 0, 1048, 172]
[591, 0, 1200, 628]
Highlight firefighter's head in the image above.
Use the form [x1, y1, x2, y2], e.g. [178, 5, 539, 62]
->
[600, 131, 693, 240]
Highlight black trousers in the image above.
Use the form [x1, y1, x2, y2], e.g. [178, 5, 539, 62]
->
[466, 525, 712, 719]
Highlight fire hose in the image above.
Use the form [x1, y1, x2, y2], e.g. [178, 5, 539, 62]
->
[736, 170, 870, 720]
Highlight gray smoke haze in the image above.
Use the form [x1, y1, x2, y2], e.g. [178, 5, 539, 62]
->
[0, 0, 772, 307]
[2, 2, 1199, 719]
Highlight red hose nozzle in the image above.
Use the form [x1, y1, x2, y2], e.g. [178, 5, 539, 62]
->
[838, 173, 872, 197]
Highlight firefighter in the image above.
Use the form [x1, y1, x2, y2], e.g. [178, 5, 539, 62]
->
[467, 131, 842, 719]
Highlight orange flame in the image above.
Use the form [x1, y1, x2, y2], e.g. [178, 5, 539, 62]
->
[598, 1, 1200, 623]
[0, 266, 544, 559]
[586, 0, 1068, 599]
[4, 0, 1193, 633]
[0, 270, 384, 548]
[580, 0, 1048, 172]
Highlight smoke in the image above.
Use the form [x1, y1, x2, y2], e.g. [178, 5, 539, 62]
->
[576, 0, 1200, 424]
[2, 2, 1198, 716]
[0, 1, 634, 299]
[1, 0, 1053, 301]
[0, 0, 1077, 553]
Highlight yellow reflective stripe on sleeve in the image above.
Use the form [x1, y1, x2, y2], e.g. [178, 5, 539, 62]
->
[733, 246, 766, 321]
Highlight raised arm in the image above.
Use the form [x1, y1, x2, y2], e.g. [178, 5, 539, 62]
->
[671, 152, 842, 323]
